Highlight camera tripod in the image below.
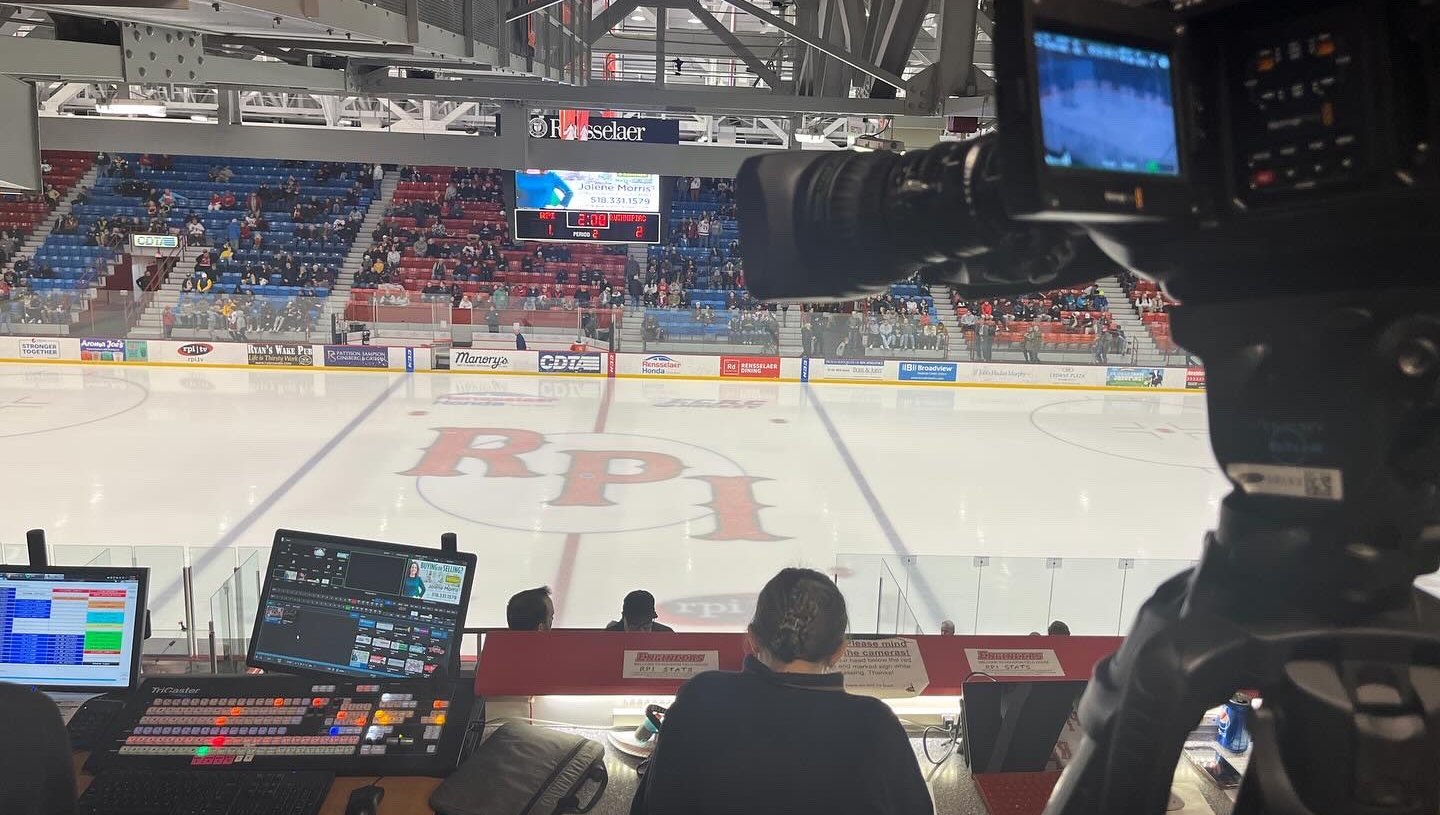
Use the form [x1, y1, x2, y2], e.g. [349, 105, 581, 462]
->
[1046, 288, 1440, 815]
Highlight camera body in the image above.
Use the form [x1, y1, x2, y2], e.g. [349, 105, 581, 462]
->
[733, 0, 1440, 307]
[995, 0, 1439, 226]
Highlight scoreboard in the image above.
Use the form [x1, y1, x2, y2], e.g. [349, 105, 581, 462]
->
[511, 169, 664, 244]
[513, 209, 663, 244]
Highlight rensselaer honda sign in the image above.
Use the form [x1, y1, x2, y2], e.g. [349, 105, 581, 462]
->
[527, 115, 680, 144]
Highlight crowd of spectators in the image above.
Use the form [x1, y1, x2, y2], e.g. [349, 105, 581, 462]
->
[798, 282, 943, 357]
[354, 166, 627, 340]
[88, 153, 374, 338]
[951, 285, 1130, 363]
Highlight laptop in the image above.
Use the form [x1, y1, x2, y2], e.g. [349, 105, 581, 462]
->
[0, 566, 149, 722]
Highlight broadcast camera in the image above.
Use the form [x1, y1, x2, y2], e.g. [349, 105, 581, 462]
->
[737, 2, 1440, 814]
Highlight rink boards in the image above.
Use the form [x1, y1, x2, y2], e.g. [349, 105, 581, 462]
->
[0, 336, 1203, 392]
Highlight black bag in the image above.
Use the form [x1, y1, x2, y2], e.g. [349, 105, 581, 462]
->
[429, 723, 608, 815]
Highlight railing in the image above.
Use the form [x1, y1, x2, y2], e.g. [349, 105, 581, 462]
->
[13, 541, 1440, 661]
[343, 290, 623, 349]
[835, 553, 1202, 637]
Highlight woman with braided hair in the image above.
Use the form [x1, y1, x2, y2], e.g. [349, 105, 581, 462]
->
[630, 568, 933, 815]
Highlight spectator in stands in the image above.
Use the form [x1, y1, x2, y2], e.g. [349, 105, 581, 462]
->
[506, 586, 554, 631]
[161, 306, 175, 339]
[514, 324, 527, 350]
[605, 590, 674, 632]
[976, 319, 996, 362]
[630, 567, 931, 815]
[186, 217, 207, 246]
[485, 304, 500, 333]
[229, 307, 248, 341]
[1092, 331, 1109, 364]
[13, 255, 30, 278]
[1024, 325, 1043, 364]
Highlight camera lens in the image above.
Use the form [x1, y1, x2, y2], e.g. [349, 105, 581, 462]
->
[736, 138, 997, 302]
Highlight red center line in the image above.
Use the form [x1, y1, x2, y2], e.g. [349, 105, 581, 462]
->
[550, 376, 615, 620]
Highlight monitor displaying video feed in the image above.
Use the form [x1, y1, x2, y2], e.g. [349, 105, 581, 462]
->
[247, 530, 476, 681]
[1034, 30, 1181, 177]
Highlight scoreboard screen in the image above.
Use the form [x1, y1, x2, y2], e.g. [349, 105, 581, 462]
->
[511, 169, 664, 244]
[514, 210, 662, 243]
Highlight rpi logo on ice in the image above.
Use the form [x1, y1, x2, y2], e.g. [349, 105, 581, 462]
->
[403, 429, 785, 539]
[641, 355, 682, 375]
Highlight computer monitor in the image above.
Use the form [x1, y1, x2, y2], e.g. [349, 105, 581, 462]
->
[247, 530, 477, 681]
[0, 566, 148, 692]
[961, 679, 1086, 773]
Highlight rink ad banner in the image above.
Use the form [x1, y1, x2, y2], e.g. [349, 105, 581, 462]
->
[898, 361, 959, 382]
[79, 338, 127, 362]
[819, 359, 887, 381]
[1105, 367, 1166, 388]
[615, 353, 722, 378]
[720, 356, 781, 379]
[247, 343, 314, 367]
[538, 352, 604, 374]
[17, 337, 62, 359]
[450, 349, 537, 373]
[324, 345, 390, 369]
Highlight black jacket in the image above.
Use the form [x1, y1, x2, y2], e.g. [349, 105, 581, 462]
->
[630, 656, 932, 815]
[605, 620, 675, 632]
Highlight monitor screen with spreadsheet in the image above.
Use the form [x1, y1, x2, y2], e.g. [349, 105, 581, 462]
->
[0, 567, 148, 691]
[247, 530, 477, 682]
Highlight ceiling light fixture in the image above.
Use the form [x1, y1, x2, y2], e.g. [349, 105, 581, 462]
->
[95, 101, 167, 117]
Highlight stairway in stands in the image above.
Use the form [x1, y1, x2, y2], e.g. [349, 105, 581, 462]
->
[325, 172, 399, 332]
[1094, 274, 1168, 366]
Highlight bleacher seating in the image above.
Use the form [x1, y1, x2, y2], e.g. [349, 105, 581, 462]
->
[952, 288, 1122, 355]
[1124, 278, 1179, 353]
[77, 155, 373, 336]
[0, 151, 90, 238]
[352, 166, 628, 328]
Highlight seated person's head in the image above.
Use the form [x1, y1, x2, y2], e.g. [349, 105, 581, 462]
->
[0, 683, 75, 815]
[506, 586, 554, 631]
[747, 568, 848, 672]
[619, 590, 663, 631]
[1047, 620, 1071, 636]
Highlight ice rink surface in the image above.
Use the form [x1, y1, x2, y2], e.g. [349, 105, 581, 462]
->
[0, 363, 1230, 634]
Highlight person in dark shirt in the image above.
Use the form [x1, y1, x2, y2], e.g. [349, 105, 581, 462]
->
[630, 568, 932, 815]
[604, 590, 675, 632]
[0, 683, 74, 815]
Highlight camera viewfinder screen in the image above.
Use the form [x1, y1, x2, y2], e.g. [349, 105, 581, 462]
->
[1034, 31, 1180, 177]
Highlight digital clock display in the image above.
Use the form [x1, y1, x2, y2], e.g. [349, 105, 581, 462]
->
[570, 212, 610, 229]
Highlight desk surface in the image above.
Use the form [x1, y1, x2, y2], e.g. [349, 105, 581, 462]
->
[476, 632, 1124, 697]
[77, 727, 1233, 815]
[74, 753, 442, 815]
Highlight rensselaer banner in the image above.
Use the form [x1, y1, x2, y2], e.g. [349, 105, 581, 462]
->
[247, 343, 314, 367]
[526, 114, 680, 144]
